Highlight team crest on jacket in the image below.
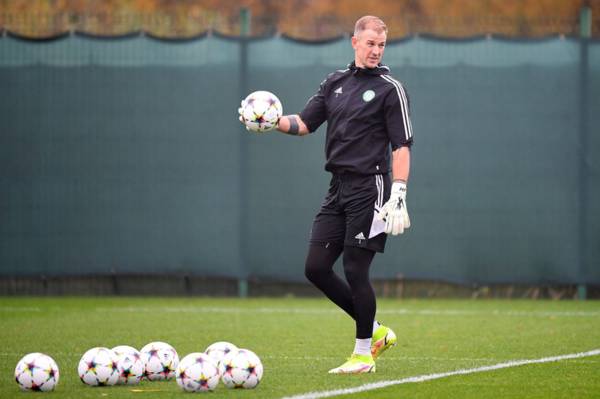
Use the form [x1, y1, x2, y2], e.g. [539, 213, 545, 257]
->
[362, 90, 375, 102]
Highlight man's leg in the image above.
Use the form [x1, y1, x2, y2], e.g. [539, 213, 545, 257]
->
[328, 245, 378, 374]
[342, 246, 376, 340]
[304, 242, 356, 318]
[341, 245, 397, 360]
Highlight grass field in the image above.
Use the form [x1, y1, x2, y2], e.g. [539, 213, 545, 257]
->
[1, 297, 600, 398]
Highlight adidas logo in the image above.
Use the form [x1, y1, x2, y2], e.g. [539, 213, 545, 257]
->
[334, 86, 343, 97]
[354, 232, 366, 240]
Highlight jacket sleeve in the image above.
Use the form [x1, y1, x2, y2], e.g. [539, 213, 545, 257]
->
[299, 75, 329, 133]
[384, 80, 414, 150]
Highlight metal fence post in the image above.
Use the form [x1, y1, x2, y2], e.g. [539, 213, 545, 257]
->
[577, 6, 591, 300]
[238, 8, 251, 298]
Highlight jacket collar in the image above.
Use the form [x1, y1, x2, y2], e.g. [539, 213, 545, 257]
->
[348, 61, 390, 76]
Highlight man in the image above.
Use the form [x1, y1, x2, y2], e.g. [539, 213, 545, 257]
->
[240, 15, 413, 374]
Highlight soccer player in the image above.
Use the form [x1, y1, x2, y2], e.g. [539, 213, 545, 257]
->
[240, 15, 413, 374]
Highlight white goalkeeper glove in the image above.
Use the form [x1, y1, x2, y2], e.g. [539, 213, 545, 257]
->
[378, 181, 411, 235]
[238, 100, 252, 131]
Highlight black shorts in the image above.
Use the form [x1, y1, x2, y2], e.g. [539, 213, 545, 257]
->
[309, 173, 390, 253]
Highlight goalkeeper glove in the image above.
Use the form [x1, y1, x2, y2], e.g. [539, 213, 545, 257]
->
[238, 100, 252, 131]
[378, 181, 411, 235]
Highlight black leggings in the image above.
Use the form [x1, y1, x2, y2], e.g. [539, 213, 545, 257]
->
[304, 242, 376, 339]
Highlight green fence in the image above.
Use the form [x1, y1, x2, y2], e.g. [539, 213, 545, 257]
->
[1, 33, 598, 285]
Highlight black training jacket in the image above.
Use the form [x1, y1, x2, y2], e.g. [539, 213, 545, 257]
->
[300, 61, 413, 175]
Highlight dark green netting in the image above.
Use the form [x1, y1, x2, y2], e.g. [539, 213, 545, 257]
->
[0, 34, 598, 284]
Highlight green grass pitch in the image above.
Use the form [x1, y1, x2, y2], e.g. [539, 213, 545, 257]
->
[1, 297, 600, 398]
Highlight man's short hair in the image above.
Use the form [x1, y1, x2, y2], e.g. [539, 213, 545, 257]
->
[354, 16, 387, 36]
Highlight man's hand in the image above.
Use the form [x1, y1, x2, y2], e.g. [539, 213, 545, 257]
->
[378, 181, 411, 235]
[238, 100, 252, 131]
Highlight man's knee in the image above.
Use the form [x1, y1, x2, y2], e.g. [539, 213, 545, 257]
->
[304, 258, 323, 283]
[342, 246, 376, 285]
[304, 242, 341, 283]
[304, 252, 329, 283]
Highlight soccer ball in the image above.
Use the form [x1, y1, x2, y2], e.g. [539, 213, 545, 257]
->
[112, 345, 144, 385]
[176, 353, 220, 392]
[140, 341, 179, 381]
[205, 341, 238, 366]
[219, 348, 263, 389]
[78, 347, 119, 386]
[14, 353, 59, 392]
[239, 90, 283, 132]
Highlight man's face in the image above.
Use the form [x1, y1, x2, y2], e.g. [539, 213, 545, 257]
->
[352, 28, 387, 69]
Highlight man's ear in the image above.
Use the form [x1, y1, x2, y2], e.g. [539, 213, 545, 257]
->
[351, 35, 358, 50]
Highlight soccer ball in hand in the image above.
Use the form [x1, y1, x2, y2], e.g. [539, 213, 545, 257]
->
[219, 348, 263, 389]
[176, 352, 220, 392]
[14, 353, 60, 392]
[140, 341, 179, 381]
[239, 91, 283, 132]
[205, 341, 238, 366]
[112, 345, 144, 385]
[78, 347, 119, 386]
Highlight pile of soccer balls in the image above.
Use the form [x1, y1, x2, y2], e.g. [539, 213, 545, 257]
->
[14, 341, 262, 393]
